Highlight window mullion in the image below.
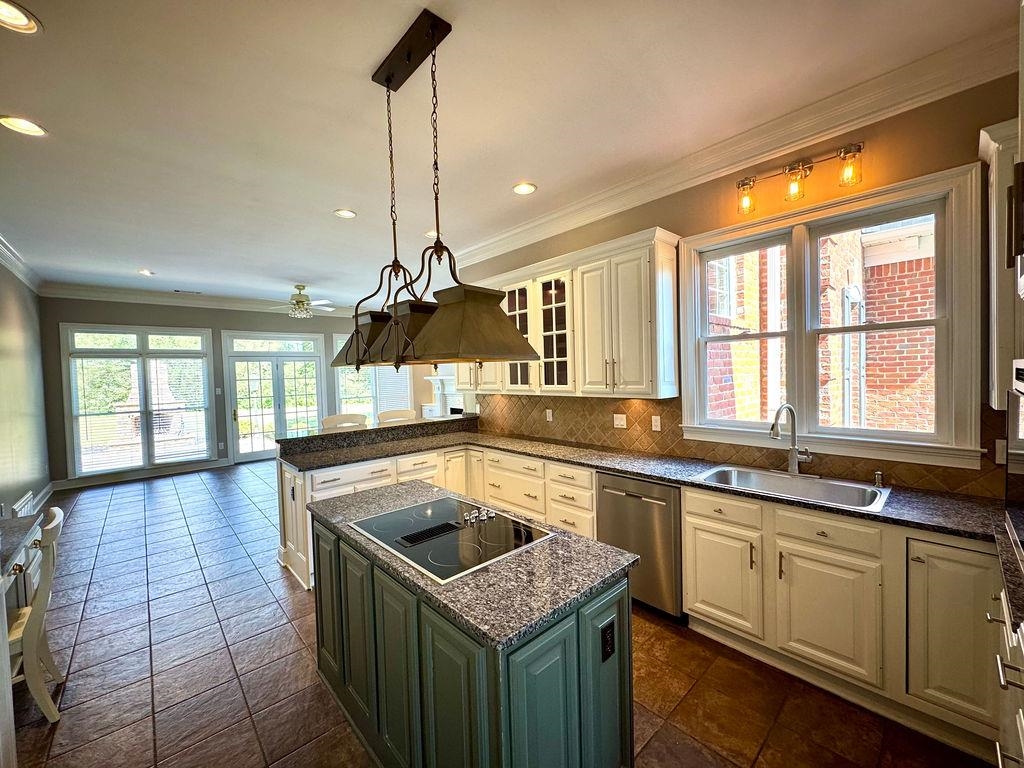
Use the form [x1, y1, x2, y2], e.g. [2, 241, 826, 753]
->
[791, 223, 812, 435]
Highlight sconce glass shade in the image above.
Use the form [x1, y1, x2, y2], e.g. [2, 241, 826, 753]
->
[736, 177, 756, 215]
[838, 144, 863, 187]
[784, 163, 809, 202]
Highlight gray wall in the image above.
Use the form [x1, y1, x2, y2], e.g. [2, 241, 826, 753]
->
[38, 297, 357, 482]
[0, 263, 49, 514]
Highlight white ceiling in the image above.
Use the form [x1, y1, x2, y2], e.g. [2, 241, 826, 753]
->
[0, 0, 1015, 307]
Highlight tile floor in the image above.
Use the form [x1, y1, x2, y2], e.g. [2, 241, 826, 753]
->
[12, 461, 987, 767]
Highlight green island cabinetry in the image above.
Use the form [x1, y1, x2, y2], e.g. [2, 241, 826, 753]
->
[312, 522, 634, 768]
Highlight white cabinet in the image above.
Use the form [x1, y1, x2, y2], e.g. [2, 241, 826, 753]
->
[907, 539, 1001, 725]
[609, 252, 652, 394]
[467, 449, 484, 499]
[536, 271, 574, 392]
[454, 361, 503, 392]
[775, 539, 882, 686]
[576, 260, 613, 394]
[502, 281, 539, 393]
[455, 362, 476, 390]
[684, 517, 762, 639]
[443, 450, 468, 495]
[280, 465, 309, 585]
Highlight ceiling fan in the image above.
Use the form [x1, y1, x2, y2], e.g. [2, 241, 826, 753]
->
[266, 284, 336, 318]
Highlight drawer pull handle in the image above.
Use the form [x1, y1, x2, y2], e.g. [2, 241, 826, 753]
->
[413, 461, 429, 467]
[31, 539, 42, 549]
[370, 469, 390, 475]
[488, 482, 501, 489]
[997, 654, 1024, 690]
[487, 457, 500, 463]
[559, 518, 577, 527]
[778, 552, 784, 580]
[996, 741, 1022, 767]
[522, 465, 538, 472]
[909, 556, 926, 564]
[815, 530, 829, 538]
[321, 476, 341, 484]
[11, 563, 24, 575]
[523, 492, 538, 500]
[557, 473, 576, 480]
[749, 543, 755, 571]
[988, 612, 1007, 625]
[713, 507, 724, 514]
[558, 494, 576, 501]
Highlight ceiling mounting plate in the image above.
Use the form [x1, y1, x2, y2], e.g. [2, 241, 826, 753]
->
[372, 9, 452, 91]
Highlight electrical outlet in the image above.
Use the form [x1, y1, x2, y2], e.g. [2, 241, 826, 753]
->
[651, 415, 661, 432]
[218, 442, 225, 450]
[997, 439, 1008, 465]
[613, 414, 627, 429]
[545, 409, 553, 422]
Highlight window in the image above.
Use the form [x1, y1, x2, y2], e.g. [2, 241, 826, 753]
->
[63, 326, 215, 476]
[682, 165, 980, 468]
[232, 337, 316, 353]
[333, 335, 412, 418]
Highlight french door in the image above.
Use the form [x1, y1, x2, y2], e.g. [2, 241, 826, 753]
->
[229, 356, 322, 461]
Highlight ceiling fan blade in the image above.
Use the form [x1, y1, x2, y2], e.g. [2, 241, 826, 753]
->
[309, 299, 333, 306]
[314, 306, 336, 313]
[265, 303, 292, 310]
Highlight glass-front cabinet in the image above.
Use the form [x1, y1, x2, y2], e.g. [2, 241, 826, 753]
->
[537, 271, 574, 392]
[503, 281, 536, 392]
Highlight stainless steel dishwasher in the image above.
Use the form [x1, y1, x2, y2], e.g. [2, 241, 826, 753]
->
[596, 472, 681, 616]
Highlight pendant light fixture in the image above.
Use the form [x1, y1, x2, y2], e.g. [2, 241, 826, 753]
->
[334, 9, 538, 372]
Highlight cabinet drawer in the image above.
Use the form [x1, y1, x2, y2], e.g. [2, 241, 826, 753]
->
[310, 485, 355, 502]
[484, 466, 545, 516]
[546, 462, 594, 490]
[483, 450, 545, 478]
[547, 501, 595, 538]
[776, 508, 881, 558]
[547, 482, 593, 512]
[312, 460, 396, 489]
[685, 490, 762, 529]
[396, 452, 440, 476]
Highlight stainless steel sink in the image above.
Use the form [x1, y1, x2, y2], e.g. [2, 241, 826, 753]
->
[691, 465, 890, 512]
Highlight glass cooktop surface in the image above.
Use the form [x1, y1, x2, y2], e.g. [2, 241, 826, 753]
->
[351, 498, 551, 583]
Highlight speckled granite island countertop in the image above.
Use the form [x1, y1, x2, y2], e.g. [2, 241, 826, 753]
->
[0, 512, 43, 578]
[308, 481, 639, 650]
[996, 505, 1024, 630]
[284, 430, 1001, 540]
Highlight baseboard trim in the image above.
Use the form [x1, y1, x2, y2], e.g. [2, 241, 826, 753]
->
[31, 482, 54, 514]
[51, 458, 234, 491]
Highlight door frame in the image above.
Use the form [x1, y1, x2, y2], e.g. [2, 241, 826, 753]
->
[222, 331, 327, 464]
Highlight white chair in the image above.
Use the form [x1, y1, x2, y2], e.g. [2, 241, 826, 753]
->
[377, 409, 417, 423]
[8, 507, 65, 723]
[321, 414, 368, 431]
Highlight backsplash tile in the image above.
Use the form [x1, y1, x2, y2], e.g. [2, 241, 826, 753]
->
[476, 395, 1006, 499]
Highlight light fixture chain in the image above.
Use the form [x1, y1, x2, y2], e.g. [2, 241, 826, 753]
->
[430, 43, 441, 238]
[386, 87, 397, 233]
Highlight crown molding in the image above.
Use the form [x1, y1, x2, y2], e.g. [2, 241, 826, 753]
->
[0, 232, 40, 291]
[36, 281, 356, 316]
[457, 25, 1018, 268]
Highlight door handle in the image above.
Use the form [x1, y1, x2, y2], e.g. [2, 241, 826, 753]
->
[1008, 183, 1017, 270]
[749, 543, 755, 570]
[611, 359, 617, 388]
[778, 551, 784, 580]
[603, 359, 609, 388]
[232, 408, 238, 422]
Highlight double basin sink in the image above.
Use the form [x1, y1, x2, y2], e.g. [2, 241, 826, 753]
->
[691, 465, 890, 513]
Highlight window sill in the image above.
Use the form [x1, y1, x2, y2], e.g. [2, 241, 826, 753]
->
[681, 425, 982, 470]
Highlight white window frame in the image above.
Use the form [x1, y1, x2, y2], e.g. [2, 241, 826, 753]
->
[61, 323, 217, 478]
[331, 334, 413, 417]
[680, 163, 981, 469]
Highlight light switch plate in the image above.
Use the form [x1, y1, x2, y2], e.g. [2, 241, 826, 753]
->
[545, 409, 553, 422]
[996, 439, 1008, 465]
[651, 415, 661, 432]
[218, 442, 225, 450]
[613, 414, 626, 429]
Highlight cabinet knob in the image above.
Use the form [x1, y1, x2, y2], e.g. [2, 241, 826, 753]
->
[815, 530, 829, 538]
[713, 507, 724, 514]
[909, 555, 926, 564]
[11, 563, 24, 575]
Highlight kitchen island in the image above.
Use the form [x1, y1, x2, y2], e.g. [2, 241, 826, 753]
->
[308, 480, 638, 768]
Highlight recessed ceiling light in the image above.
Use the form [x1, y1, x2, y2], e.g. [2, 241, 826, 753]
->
[424, 229, 438, 239]
[138, 268, 155, 276]
[333, 208, 357, 219]
[512, 182, 537, 196]
[0, 1, 41, 34]
[0, 115, 46, 136]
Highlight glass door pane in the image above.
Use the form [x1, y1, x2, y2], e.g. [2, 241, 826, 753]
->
[233, 359, 277, 459]
[505, 285, 533, 388]
[70, 357, 144, 474]
[540, 276, 571, 387]
[281, 358, 320, 437]
[147, 357, 210, 463]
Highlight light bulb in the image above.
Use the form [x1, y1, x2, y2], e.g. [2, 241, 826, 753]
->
[736, 177, 756, 215]
[784, 162, 810, 202]
[0, 1, 40, 34]
[838, 143, 863, 187]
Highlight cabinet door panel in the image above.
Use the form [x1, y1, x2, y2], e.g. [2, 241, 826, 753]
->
[467, 450, 485, 500]
[339, 542, 377, 732]
[508, 615, 580, 768]
[420, 606, 490, 768]
[907, 540, 1000, 724]
[684, 519, 762, 638]
[444, 451, 468, 495]
[776, 540, 881, 686]
[476, 362, 503, 391]
[610, 251, 651, 395]
[538, 271, 574, 392]
[575, 261, 612, 394]
[312, 522, 343, 696]
[374, 568, 421, 768]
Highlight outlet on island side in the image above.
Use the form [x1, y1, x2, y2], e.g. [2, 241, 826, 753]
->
[651, 415, 661, 432]
[613, 414, 626, 429]
[545, 409, 553, 423]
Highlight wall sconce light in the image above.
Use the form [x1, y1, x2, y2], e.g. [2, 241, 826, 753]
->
[736, 177, 756, 215]
[784, 162, 812, 202]
[838, 143, 863, 187]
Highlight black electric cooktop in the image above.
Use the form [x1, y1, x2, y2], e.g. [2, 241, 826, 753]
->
[351, 498, 551, 584]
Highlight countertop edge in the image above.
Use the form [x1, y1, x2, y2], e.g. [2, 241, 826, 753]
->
[1, 511, 45, 578]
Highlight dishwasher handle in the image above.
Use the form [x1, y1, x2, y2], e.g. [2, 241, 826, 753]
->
[602, 487, 668, 506]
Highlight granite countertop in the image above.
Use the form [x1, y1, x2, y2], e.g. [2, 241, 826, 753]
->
[0, 512, 43, 578]
[284, 431, 1001, 541]
[308, 481, 638, 650]
[998, 504, 1024, 631]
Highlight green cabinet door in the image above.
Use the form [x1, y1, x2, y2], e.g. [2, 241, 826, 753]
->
[420, 605, 490, 768]
[339, 541, 378, 734]
[578, 580, 632, 768]
[312, 521, 344, 697]
[374, 567, 421, 768]
[508, 615, 581, 768]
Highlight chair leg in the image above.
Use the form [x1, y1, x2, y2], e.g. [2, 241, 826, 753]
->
[37, 633, 64, 684]
[22, 636, 60, 723]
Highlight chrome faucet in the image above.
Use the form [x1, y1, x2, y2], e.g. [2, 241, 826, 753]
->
[769, 403, 812, 474]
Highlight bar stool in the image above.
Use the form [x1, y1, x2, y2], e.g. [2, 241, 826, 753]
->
[8, 507, 65, 723]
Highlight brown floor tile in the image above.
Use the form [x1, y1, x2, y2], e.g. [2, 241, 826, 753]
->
[46, 622, 80, 653]
[253, 682, 344, 763]
[152, 624, 227, 674]
[14, 719, 53, 768]
[776, 684, 884, 768]
[699, 654, 795, 719]
[48, 679, 152, 757]
[85, 568, 147, 600]
[276, 590, 315, 620]
[45, 602, 85, 631]
[269, 722, 371, 768]
[756, 723, 861, 768]
[230, 623, 304, 675]
[61, 647, 151, 709]
[70, 622, 150, 673]
[149, 585, 211, 621]
[206, 571, 266, 600]
[148, 569, 207, 600]
[636, 722, 733, 768]
[292, 613, 317, 649]
[153, 648, 237, 712]
[668, 677, 774, 766]
[76, 603, 148, 644]
[81, 583, 149, 620]
[642, 623, 718, 679]
[877, 722, 990, 768]
[155, 678, 250, 761]
[13, 679, 61, 728]
[150, 602, 220, 644]
[221, 602, 290, 645]
[49, 585, 89, 610]
[633, 650, 696, 717]
[240, 649, 319, 714]
[156, 718, 267, 768]
[633, 703, 663, 757]
[47, 717, 154, 768]
[213, 583, 277, 621]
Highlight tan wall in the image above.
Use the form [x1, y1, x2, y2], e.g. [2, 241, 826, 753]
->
[0, 264, 49, 514]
